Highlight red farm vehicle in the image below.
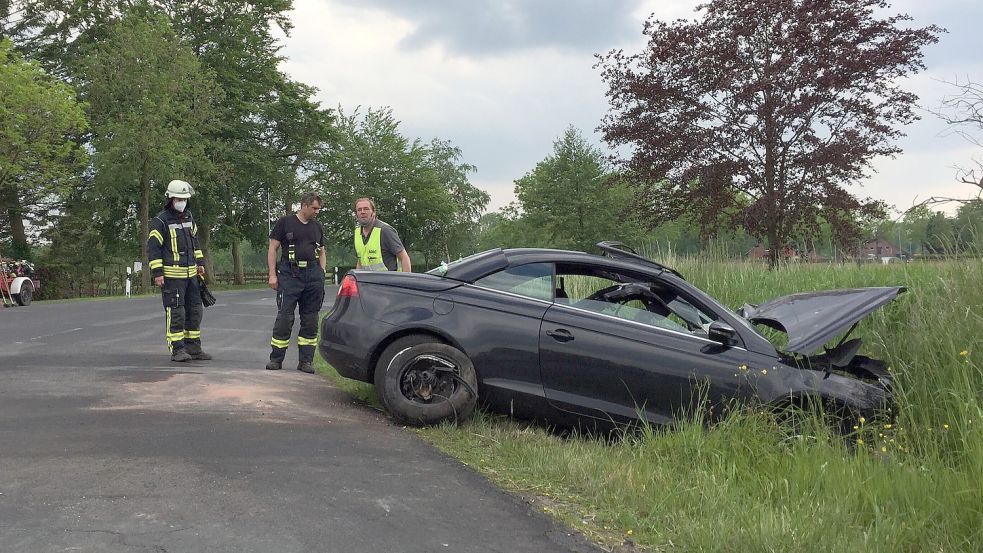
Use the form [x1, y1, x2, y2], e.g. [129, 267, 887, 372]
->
[1, 258, 39, 307]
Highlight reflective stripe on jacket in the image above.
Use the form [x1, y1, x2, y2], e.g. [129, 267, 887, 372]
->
[148, 209, 204, 279]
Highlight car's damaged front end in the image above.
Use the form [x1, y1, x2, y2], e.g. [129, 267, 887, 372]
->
[740, 287, 904, 417]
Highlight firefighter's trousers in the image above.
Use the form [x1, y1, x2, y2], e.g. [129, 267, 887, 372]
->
[270, 262, 325, 364]
[162, 276, 203, 353]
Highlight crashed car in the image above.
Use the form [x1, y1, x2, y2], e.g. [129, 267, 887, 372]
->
[319, 242, 900, 428]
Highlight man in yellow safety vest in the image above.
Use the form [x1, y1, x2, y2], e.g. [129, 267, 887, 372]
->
[353, 197, 411, 272]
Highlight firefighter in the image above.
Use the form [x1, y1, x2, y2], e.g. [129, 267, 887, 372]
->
[148, 179, 211, 362]
[266, 192, 326, 373]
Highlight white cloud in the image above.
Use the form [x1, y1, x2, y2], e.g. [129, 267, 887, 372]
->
[277, 0, 983, 215]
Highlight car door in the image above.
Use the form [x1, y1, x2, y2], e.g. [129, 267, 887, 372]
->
[540, 264, 751, 425]
[449, 262, 554, 413]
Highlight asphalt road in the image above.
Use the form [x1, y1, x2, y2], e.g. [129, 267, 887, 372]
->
[0, 288, 599, 553]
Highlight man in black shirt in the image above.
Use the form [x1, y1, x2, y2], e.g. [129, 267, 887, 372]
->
[266, 192, 327, 373]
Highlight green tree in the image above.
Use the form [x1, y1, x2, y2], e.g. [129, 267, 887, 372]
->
[206, 77, 334, 285]
[899, 205, 934, 256]
[80, 9, 219, 288]
[953, 200, 983, 251]
[38, 184, 109, 298]
[169, 0, 313, 283]
[923, 211, 955, 254]
[0, 38, 87, 259]
[511, 126, 643, 251]
[420, 139, 489, 262]
[320, 108, 475, 268]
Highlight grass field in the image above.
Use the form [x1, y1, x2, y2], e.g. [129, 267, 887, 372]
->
[316, 257, 983, 552]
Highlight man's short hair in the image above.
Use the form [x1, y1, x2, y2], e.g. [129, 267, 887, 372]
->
[300, 192, 322, 207]
[354, 197, 376, 211]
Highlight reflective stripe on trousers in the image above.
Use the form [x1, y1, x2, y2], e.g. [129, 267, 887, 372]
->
[270, 263, 325, 363]
[161, 276, 203, 352]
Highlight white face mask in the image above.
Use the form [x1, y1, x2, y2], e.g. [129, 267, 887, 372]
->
[173, 199, 188, 212]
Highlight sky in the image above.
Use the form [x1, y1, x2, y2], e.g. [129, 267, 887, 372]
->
[275, 0, 983, 216]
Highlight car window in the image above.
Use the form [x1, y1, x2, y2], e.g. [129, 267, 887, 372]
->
[474, 262, 552, 301]
[555, 263, 718, 336]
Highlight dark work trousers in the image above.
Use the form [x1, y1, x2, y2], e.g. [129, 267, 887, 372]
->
[270, 262, 325, 363]
[162, 276, 203, 353]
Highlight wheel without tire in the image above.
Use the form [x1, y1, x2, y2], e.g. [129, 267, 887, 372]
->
[374, 336, 478, 427]
[15, 282, 32, 306]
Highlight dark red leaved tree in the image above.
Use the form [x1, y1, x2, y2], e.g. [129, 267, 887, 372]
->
[598, 0, 942, 266]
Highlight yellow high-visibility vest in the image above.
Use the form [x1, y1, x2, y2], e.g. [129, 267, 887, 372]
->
[354, 226, 388, 271]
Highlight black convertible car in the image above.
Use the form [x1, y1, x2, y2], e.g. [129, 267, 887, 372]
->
[319, 242, 900, 428]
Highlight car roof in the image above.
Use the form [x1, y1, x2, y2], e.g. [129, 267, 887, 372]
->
[439, 245, 683, 283]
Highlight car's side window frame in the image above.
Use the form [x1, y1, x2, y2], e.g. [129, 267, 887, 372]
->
[551, 262, 746, 349]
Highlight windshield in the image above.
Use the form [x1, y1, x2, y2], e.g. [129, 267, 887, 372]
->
[426, 250, 491, 276]
[667, 276, 771, 342]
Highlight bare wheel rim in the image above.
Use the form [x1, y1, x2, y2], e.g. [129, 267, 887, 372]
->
[398, 353, 460, 404]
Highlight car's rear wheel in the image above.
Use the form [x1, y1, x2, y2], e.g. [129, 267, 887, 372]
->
[374, 336, 478, 426]
[15, 281, 32, 306]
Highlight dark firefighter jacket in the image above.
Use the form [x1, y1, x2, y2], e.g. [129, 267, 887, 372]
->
[148, 208, 205, 279]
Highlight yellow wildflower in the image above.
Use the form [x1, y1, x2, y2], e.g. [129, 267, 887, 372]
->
[881, 446, 887, 453]
[959, 350, 969, 356]
[627, 529, 634, 536]
[859, 416, 866, 424]
[857, 439, 864, 445]
[943, 424, 950, 430]
[883, 423, 892, 429]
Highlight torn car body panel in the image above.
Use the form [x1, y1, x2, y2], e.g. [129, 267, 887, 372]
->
[742, 287, 906, 355]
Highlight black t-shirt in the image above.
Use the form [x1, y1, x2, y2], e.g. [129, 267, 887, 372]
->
[270, 214, 324, 265]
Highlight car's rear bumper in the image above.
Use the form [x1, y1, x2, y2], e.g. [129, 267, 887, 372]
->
[320, 341, 369, 382]
[319, 292, 391, 383]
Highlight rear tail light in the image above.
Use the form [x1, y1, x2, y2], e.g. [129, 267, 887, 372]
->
[338, 275, 359, 297]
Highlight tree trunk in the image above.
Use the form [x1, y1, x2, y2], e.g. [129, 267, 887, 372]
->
[139, 160, 151, 289]
[231, 238, 244, 285]
[1, 185, 29, 258]
[767, 230, 781, 270]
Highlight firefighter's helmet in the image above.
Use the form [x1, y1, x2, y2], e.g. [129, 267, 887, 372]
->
[165, 179, 194, 198]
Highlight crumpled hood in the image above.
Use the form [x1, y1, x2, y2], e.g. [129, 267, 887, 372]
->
[740, 287, 906, 354]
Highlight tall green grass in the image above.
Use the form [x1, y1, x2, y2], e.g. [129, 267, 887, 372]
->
[318, 256, 983, 552]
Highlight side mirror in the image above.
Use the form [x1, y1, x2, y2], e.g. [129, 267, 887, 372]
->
[707, 321, 737, 346]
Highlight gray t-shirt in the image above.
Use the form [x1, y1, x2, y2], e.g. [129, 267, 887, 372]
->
[357, 219, 405, 271]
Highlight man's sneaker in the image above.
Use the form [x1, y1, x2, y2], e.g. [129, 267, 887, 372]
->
[171, 349, 192, 363]
[265, 360, 282, 371]
[297, 361, 314, 374]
